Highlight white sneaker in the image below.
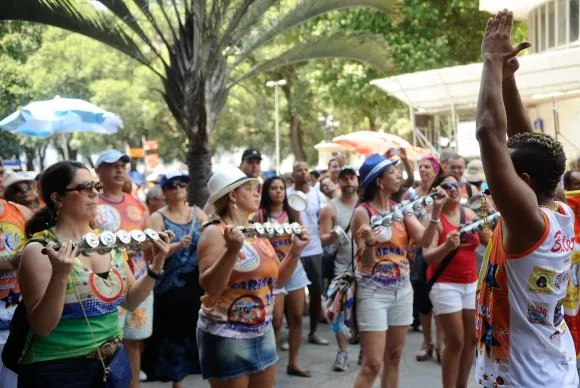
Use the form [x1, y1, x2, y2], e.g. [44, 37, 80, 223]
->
[332, 350, 349, 372]
[139, 370, 147, 381]
[280, 341, 289, 351]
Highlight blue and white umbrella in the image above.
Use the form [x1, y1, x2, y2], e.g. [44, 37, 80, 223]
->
[0, 96, 123, 138]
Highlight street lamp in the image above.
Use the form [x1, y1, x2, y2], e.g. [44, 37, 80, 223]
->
[266, 79, 287, 174]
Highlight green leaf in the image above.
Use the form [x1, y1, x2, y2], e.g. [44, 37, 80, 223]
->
[0, 0, 150, 66]
[235, 32, 392, 83]
[237, 0, 398, 62]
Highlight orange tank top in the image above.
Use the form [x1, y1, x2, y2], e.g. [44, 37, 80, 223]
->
[0, 200, 26, 329]
[357, 202, 410, 290]
[198, 223, 279, 339]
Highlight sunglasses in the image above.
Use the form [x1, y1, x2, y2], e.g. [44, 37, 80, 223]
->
[13, 182, 33, 193]
[164, 180, 187, 190]
[64, 181, 104, 194]
[440, 182, 460, 191]
[0, 168, 4, 176]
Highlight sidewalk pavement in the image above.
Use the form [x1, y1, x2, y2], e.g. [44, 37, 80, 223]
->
[143, 319, 480, 388]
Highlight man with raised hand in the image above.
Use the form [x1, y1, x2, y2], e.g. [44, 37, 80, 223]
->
[475, 9, 578, 387]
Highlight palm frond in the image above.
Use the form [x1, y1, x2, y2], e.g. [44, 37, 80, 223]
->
[222, 0, 276, 49]
[233, 32, 392, 84]
[237, 0, 398, 63]
[1, 0, 161, 74]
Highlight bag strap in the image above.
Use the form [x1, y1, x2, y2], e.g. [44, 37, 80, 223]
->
[426, 207, 465, 292]
[71, 269, 110, 382]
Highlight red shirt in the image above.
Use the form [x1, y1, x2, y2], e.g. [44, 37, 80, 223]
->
[427, 211, 479, 284]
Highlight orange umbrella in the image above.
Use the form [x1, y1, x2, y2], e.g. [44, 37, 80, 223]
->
[333, 131, 415, 156]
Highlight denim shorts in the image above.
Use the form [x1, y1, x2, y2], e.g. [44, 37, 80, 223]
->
[196, 327, 278, 380]
[273, 261, 311, 295]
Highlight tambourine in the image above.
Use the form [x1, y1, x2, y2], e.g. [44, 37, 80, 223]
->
[240, 222, 304, 238]
[50, 228, 166, 255]
[288, 191, 307, 212]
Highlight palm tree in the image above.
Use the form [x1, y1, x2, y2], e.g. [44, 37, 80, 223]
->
[2, 0, 395, 205]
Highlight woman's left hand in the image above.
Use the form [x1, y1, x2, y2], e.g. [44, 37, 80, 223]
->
[432, 186, 448, 209]
[149, 231, 172, 270]
[289, 227, 311, 257]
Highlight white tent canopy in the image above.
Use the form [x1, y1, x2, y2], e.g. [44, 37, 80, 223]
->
[479, 0, 544, 19]
[370, 47, 580, 114]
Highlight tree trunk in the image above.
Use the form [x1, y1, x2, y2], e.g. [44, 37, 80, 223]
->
[24, 147, 34, 171]
[290, 114, 306, 161]
[186, 131, 212, 208]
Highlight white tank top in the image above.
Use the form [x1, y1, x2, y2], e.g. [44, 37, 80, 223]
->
[475, 203, 578, 387]
[331, 198, 356, 273]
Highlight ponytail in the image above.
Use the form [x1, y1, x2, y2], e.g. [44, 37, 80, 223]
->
[25, 206, 56, 238]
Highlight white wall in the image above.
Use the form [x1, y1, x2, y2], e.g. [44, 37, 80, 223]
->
[530, 97, 580, 163]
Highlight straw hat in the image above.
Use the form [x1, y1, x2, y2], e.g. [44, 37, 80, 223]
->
[465, 159, 485, 183]
[4, 172, 33, 191]
[207, 168, 258, 205]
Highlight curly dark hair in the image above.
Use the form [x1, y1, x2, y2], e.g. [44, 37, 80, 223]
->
[507, 133, 566, 199]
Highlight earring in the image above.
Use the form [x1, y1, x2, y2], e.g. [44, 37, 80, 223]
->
[232, 202, 238, 210]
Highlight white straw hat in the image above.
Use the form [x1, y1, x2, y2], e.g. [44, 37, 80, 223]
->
[206, 168, 258, 205]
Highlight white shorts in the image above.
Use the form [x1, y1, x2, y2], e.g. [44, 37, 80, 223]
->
[429, 281, 477, 316]
[273, 261, 310, 295]
[356, 285, 413, 332]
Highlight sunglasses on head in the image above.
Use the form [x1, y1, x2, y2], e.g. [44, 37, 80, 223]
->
[64, 181, 104, 194]
[165, 180, 187, 190]
[440, 182, 460, 191]
[13, 182, 33, 193]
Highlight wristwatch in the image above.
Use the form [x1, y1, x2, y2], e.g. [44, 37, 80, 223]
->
[147, 265, 163, 280]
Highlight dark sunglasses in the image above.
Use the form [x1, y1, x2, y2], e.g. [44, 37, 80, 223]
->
[13, 182, 33, 193]
[440, 182, 460, 191]
[64, 181, 104, 194]
[164, 180, 187, 190]
[0, 168, 4, 176]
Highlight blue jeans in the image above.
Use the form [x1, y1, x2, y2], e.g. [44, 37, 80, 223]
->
[17, 346, 131, 388]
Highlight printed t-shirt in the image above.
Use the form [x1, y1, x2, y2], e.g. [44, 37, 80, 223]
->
[94, 193, 148, 279]
[198, 224, 279, 339]
[427, 211, 480, 284]
[0, 200, 26, 330]
[23, 229, 127, 363]
[475, 204, 578, 387]
[564, 190, 580, 361]
[356, 202, 410, 290]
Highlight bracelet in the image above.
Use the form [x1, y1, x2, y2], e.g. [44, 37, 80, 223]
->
[147, 265, 163, 280]
[429, 217, 440, 224]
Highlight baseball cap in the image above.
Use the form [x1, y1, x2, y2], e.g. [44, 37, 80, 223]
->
[95, 150, 130, 168]
[338, 166, 357, 179]
[160, 172, 189, 189]
[241, 148, 262, 163]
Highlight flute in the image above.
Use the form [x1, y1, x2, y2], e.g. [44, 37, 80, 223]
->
[240, 222, 303, 238]
[45, 228, 163, 255]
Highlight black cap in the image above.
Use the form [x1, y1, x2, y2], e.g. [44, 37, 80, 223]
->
[338, 166, 357, 178]
[241, 148, 262, 162]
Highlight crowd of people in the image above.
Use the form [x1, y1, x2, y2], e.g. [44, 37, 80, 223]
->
[0, 8, 577, 388]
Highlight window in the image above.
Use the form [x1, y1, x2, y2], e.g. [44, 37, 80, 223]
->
[549, 1, 556, 47]
[540, 4, 546, 50]
[571, 0, 579, 42]
[558, 0, 567, 45]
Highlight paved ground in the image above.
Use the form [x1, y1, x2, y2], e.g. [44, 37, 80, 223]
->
[144, 319, 480, 388]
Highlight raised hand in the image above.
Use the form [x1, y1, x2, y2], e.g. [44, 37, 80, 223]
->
[503, 57, 519, 79]
[482, 9, 531, 62]
[43, 240, 78, 278]
[150, 231, 171, 270]
[444, 231, 461, 251]
[432, 186, 449, 209]
[399, 147, 408, 160]
[289, 227, 311, 257]
[358, 224, 375, 247]
[180, 235, 193, 249]
[224, 225, 244, 251]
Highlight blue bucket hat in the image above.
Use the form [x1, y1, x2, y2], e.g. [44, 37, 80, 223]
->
[160, 172, 189, 189]
[359, 153, 398, 188]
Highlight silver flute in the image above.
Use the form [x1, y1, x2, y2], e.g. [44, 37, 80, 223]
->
[240, 222, 303, 238]
[370, 192, 438, 228]
[51, 228, 161, 255]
